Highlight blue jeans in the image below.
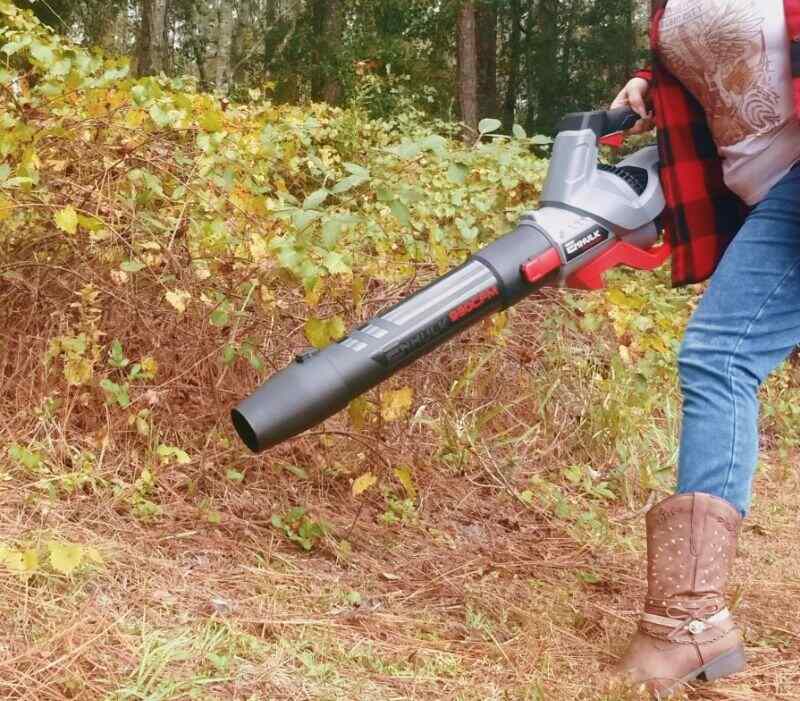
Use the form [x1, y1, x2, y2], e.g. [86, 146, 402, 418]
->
[677, 164, 800, 516]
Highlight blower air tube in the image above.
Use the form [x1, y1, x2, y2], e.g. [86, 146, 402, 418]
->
[232, 217, 558, 453]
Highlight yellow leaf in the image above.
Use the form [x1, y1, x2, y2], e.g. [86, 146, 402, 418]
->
[48, 542, 83, 576]
[328, 316, 346, 342]
[394, 466, 417, 499]
[54, 205, 78, 235]
[348, 397, 371, 430]
[0, 547, 23, 573]
[304, 279, 326, 308]
[22, 548, 39, 574]
[351, 276, 365, 310]
[140, 356, 158, 380]
[165, 289, 191, 313]
[352, 471, 377, 496]
[305, 317, 330, 349]
[63, 356, 93, 386]
[489, 311, 508, 338]
[0, 195, 13, 222]
[200, 110, 224, 132]
[381, 387, 414, 422]
[305, 316, 346, 349]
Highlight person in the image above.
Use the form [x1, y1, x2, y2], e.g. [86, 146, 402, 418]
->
[606, 0, 800, 696]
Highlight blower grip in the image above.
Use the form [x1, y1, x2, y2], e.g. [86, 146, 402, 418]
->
[555, 107, 641, 140]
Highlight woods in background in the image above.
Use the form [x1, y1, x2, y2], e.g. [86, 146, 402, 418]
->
[17, 0, 648, 134]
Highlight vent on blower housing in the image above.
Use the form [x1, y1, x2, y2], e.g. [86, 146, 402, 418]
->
[597, 164, 649, 197]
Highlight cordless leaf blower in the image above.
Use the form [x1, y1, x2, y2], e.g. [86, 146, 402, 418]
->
[231, 107, 669, 453]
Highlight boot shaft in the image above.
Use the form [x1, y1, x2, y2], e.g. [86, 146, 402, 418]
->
[645, 492, 741, 609]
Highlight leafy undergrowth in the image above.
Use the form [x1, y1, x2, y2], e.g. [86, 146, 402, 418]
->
[3, 4, 800, 700]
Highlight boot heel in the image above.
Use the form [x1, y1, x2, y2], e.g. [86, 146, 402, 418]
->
[701, 645, 746, 681]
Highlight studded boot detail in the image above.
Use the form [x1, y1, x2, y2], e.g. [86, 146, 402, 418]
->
[614, 492, 745, 698]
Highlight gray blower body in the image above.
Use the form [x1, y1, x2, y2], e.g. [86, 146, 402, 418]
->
[232, 108, 668, 453]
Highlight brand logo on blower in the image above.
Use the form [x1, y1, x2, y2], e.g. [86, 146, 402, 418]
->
[564, 227, 609, 261]
[380, 317, 451, 365]
[449, 286, 500, 322]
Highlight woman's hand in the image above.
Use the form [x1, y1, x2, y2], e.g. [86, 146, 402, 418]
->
[611, 77, 654, 134]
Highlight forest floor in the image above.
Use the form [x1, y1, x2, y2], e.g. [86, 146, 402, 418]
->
[6, 8, 800, 697]
[2, 409, 799, 700]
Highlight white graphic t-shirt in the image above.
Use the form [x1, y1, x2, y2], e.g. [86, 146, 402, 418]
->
[659, 0, 800, 204]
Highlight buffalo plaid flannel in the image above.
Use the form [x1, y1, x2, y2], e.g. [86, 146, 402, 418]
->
[643, 0, 800, 286]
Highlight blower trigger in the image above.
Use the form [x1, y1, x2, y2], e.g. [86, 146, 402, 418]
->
[521, 247, 562, 284]
[566, 241, 671, 290]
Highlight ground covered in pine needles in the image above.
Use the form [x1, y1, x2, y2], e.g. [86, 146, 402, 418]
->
[3, 3, 800, 699]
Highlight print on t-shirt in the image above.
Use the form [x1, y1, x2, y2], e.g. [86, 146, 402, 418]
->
[660, 0, 781, 146]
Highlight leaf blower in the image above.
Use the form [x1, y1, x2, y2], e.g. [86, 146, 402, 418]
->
[231, 107, 668, 453]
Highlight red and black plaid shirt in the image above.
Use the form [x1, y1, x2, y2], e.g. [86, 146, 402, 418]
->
[643, 0, 800, 286]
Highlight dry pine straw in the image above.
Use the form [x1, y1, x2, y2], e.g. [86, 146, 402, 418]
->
[0, 271, 799, 700]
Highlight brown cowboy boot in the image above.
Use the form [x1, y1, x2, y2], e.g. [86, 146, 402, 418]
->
[614, 492, 746, 698]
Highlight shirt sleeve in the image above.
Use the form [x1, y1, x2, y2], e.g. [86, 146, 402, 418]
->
[634, 67, 653, 83]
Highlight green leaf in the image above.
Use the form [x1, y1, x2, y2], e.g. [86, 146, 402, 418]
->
[30, 42, 55, 67]
[226, 469, 245, 483]
[388, 141, 421, 160]
[564, 465, 583, 485]
[131, 84, 148, 105]
[8, 444, 43, 472]
[323, 250, 351, 275]
[321, 219, 344, 249]
[100, 379, 131, 408]
[222, 344, 237, 366]
[447, 163, 468, 185]
[121, 260, 146, 273]
[292, 209, 322, 231]
[332, 173, 368, 194]
[478, 118, 502, 135]
[344, 163, 370, 178]
[50, 58, 71, 76]
[210, 308, 230, 327]
[54, 206, 78, 235]
[513, 124, 527, 139]
[389, 200, 411, 227]
[108, 340, 129, 369]
[531, 134, 554, 145]
[303, 189, 330, 210]
[157, 444, 191, 465]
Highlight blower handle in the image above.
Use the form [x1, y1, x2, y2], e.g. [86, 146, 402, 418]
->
[555, 107, 641, 140]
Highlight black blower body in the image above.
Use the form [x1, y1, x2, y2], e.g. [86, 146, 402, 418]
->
[232, 108, 669, 453]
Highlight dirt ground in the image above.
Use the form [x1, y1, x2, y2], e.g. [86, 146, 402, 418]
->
[1, 436, 799, 700]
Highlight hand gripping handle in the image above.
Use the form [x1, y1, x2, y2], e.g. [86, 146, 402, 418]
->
[554, 107, 641, 140]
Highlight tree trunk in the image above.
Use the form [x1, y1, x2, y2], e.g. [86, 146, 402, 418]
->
[190, 1, 210, 89]
[475, 1, 497, 120]
[215, 0, 235, 92]
[310, 0, 344, 104]
[527, 0, 559, 134]
[457, 1, 479, 139]
[502, 0, 522, 131]
[524, 0, 537, 134]
[136, 0, 168, 76]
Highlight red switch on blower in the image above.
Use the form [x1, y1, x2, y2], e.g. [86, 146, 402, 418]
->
[521, 248, 562, 284]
